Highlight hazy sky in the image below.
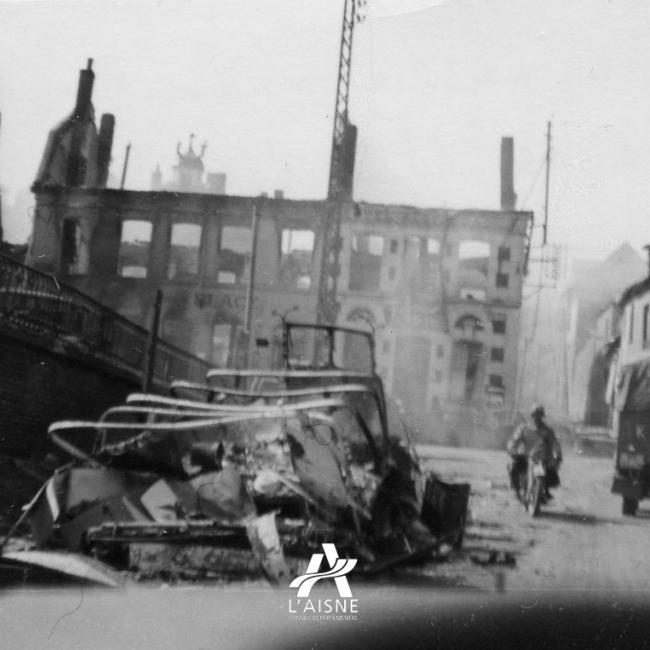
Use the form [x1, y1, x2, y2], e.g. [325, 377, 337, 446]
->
[1, 0, 649, 260]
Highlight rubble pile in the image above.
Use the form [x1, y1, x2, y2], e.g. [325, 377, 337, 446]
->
[1, 324, 469, 585]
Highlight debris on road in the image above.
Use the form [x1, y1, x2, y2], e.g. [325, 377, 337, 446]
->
[469, 550, 516, 567]
[1, 323, 470, 586]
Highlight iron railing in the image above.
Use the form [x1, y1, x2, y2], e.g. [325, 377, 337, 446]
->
[0, 254, 212, 386]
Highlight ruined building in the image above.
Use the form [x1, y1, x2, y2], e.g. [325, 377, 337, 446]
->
[26, 62, 532, 443]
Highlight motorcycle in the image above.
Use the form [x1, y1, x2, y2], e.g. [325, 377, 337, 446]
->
[512, 446, 559, 517]
[523, 448, 547, 516]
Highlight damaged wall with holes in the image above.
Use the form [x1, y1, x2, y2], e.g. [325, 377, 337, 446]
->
[27, 187, 327, 370]
[25, 61, 532, 445]
[337, 204, 531, 443]
[27, 182, 531, 443]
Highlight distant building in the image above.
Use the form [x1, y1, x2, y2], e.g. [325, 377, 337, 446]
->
[151, 135, 227, 195]
[574, 301, 620, 427]
[606, 254, 650, 433]
[564, 244, 645, 422]
[516, 243, 646, 426]
[617, 265, 650, 368]
[25, 61, 533, 444]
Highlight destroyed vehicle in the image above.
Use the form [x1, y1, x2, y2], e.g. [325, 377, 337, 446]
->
[2, 322, 469, 585]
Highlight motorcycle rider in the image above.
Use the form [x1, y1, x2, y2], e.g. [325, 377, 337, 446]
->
[507, 405, 562, 499]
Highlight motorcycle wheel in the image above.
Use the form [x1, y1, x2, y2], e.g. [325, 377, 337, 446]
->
[525, 477, 542, 517]
[516, 469, 527, 503]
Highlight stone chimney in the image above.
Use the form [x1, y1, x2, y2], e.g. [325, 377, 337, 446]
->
[500, 136, 517, 211]
[96, 113, 114, 188]
[66, 59, 96, 187]
[73, 59, 95, 122]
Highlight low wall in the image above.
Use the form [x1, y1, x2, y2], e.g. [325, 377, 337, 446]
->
[0, 333, 138, 460]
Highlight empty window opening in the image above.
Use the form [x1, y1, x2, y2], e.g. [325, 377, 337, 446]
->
[427, 238, 441, 256]
[219, 225, 251, 284]
[424, 239, 441, 276]
[168, 223, 201, 280]
[489, 374, 504, 388]
[349, 234, 384, 291]
[62, 218, 88, 275]
[404, 236, 440, 287]
[402, 236, 421, 287]
[492, 317, 506, 335]
[280, 228, 314, 289]
[491, 347, 504, 362]
[459, 240, 490, 277]
[498, 246, 511, 262]
[118, 220, 152, 278]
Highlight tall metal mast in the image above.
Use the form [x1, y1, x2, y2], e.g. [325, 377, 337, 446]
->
[327, 0, 358, 202]
[316, 0, 360, 324]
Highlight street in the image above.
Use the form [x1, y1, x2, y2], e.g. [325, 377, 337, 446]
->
[3, 443, 647, 595]
[6, 444, 650, 650]
[416, 444, 650, 593]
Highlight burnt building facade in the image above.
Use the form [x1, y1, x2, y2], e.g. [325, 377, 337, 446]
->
[25, 62, 532, 443]
[27, 187, 531, 442]
[338, 203, 530, 435]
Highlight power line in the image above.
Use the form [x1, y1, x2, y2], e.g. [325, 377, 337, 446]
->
[519, 154, 547, 212]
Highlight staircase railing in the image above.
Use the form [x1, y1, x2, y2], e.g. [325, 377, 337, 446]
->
[0, 254, 212, 386]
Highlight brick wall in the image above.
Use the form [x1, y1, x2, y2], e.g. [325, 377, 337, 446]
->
[0, 333, 138, 460]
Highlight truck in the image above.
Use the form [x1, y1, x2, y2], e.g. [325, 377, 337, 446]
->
[611, 358, 650, 515]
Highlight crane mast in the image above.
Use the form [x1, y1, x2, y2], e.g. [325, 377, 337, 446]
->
[327, 0, 358, 202]
[316, 0, 359, 324]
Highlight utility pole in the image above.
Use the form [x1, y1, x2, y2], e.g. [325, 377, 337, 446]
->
[120, 142, 131, 190]
[543, 121, 551, 246]
[272, 306, 299, 368]
[244, 201, 260, 368]
[143, 289, 162, 392]
[561, 300, 571, 419]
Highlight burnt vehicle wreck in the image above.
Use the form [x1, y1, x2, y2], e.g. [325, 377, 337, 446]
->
[1, 323, 469, 585]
